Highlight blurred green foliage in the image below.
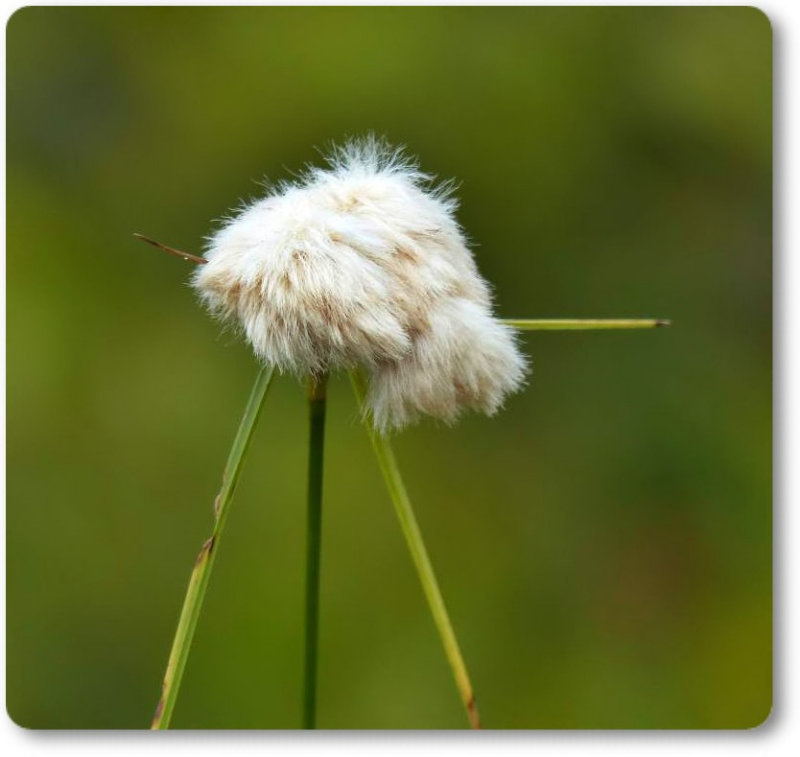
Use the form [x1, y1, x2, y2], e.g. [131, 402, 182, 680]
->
[6, 6, 771, 729]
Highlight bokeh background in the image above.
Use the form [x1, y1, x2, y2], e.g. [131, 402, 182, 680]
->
[6, 6, 771, 729]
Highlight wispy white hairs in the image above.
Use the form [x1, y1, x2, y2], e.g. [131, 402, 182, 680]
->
[193, 137, 528, 431]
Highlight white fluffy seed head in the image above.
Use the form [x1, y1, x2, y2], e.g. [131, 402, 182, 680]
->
[193, 137, 528, 431]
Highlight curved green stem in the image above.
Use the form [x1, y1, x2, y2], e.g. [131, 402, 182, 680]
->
[303, 373, 328, 729]
[151, 365, 275, 729]
[349, 371, 481, 729]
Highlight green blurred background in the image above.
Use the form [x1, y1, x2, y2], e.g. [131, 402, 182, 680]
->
[6, 6, 771, 729]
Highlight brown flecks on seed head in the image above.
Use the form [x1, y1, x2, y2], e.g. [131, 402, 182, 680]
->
[338, 195, 362, 212]
[394, 245, 420, 264]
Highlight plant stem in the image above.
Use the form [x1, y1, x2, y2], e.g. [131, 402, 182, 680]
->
[349, 371, 481, 729]
[503, 318, 670, 330]
[151, 365, 275, 729]
[303, 373, 328, 729]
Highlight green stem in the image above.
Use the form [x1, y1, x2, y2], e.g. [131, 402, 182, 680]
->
[151, 365, 275, 729]
[349, 371, 481, 729]
[303, 373, 328, 729]
[503, 318, 670, 330]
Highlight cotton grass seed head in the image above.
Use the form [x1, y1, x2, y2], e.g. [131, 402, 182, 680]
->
[193, 137, 528, 431]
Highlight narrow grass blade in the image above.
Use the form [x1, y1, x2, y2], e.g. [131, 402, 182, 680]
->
[349, 371, 481, 729]
[503, 318, 670, 330]
[303, 373, 328, 729]
[151, 365, 275, 729]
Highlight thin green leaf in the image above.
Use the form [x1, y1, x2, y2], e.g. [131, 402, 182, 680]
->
[350, 371, 481, 729]
[303, 374, 328, 729]
[503, 318, 670, 330]
[151, 365, 275, 729]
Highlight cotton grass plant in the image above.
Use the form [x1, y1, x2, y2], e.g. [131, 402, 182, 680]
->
[139, 137, 668, 730]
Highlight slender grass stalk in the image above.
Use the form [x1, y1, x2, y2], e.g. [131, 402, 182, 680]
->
[503, 318, 670, 330]
[151, 365, 275, 729]
[349, 371, 481, 729]
[303, 373, 328, 729]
